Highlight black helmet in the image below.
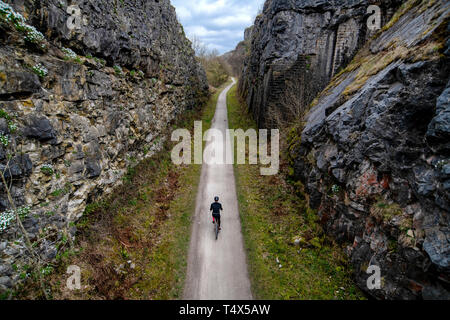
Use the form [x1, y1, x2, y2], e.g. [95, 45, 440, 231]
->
[214, 196, 219, 201]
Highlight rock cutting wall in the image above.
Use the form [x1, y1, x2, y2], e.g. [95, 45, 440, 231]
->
[294, 1, 450, 299]
[0, 0, 208, 292]
[239, 0, 401, 128]
[241, 0, 450, 299]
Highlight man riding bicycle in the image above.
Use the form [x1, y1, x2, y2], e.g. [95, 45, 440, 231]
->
[210, 196, 223, 230]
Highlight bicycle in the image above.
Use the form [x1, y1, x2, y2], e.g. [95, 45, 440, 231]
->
[213, 216, 220, 240]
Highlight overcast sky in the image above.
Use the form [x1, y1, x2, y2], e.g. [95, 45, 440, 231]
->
[171, 0, 265, 54]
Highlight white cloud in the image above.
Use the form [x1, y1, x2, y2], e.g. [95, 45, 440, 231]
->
[192, 0, 228, 15]
[172, 0, 265, 54]
[211, 14, 253, 28]
[175, 6, 192, 20]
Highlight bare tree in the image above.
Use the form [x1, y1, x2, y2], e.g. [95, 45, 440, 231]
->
[190, 34, 208, 58]
[189, 34, 232, 87]
[268, 78, 312, 129]
[0, 158, 50, 299]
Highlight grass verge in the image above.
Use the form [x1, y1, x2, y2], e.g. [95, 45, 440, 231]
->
[227, 85, 365, 300]
[16, 81, 229, 300]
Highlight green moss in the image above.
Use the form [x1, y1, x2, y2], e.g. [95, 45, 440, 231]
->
[388, 239, 398, 253]
[378, 0, 422, 34]
[371, 201, 403, 222]
[0, 108, 11, 120]
[93, 57, 106, 66]
[306, 150, 316, 166]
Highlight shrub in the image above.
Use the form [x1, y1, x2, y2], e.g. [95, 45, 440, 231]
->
[0, 133, 10, 146]
[23, 24, 45, 47]
[7, 121, 17, 133]
[331, 185, 340, 194]
[31, 63, 48, 77]
[94, 57, 106, 66]
[40, 164, 54, 176]
[0, 206, 31, 232]
[61, 47, 77, 60]
[0, 1, 46, 49]
[113, 65, 123, 76]
[0, 109, 11, 120]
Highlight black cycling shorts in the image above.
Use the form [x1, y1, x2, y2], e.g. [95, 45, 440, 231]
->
[212, 213, 221, 226]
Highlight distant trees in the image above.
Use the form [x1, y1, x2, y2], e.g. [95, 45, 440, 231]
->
[190, 35, 231, 88]
[191, 35, 208, 58]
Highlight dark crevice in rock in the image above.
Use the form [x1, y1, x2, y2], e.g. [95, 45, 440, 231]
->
[0, 91, 34, 101]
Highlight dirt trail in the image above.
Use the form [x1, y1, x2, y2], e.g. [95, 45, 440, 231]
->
[183, 78, 253, 300]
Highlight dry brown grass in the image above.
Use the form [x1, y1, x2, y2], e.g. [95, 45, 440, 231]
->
[341, 45, 409, 97]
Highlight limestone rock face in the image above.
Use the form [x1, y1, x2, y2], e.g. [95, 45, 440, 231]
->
[239, 0, 401, 128]
[293, 2, 450, 299]
[242, 0, 450, 299]
[0, 0, 208, 291]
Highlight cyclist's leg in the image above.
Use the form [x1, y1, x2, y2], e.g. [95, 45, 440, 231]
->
[218, 215, 221, 227]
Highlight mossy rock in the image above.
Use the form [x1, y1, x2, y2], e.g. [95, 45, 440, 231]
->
[370, 201, 403, 223]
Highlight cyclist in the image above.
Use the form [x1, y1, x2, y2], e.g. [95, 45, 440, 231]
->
[210, 196, 223, 230]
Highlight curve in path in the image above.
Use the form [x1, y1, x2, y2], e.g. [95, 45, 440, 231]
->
[183, 78, 253, 300]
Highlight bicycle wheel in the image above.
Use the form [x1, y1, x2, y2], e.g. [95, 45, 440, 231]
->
[215, 221, 219, 240]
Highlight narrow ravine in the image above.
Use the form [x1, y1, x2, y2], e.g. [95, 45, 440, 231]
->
[183, 78, 253, 300]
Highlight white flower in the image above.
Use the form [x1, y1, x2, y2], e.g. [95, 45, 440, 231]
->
[62, 47, 77, 60]
[332, 184, 340, 194]
[0, 1, 46, 47]
[7, 121, 17, 133]
[0, 1, 25, 23]
[32, 63, 48, 77]
[0, 206, 31, 232]
[23, 24, 45, 45]
[0, 133, 10, 146]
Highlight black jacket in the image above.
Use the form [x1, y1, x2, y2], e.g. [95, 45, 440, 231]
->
[210, 202, 223, 214]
